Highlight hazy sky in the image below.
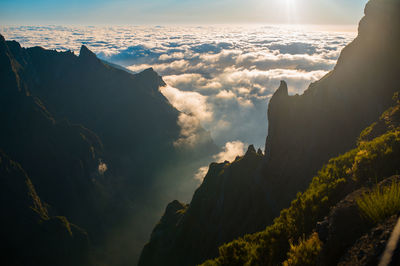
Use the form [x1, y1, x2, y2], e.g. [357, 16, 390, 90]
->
[0, 0, 369, 25]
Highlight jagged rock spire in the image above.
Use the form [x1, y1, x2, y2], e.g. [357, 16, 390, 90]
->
[78, 45, 101, 66]
[79, 45, 96, 58]
[245, 145, 256, 156]
[274, 80, 288, 97]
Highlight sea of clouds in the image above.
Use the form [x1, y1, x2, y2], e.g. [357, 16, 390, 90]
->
[1, 25, 356, 172]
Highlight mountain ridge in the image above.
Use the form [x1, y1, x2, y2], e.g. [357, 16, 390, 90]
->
[0, 34, 217, 265]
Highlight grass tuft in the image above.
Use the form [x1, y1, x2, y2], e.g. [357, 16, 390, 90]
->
[357, 181, 400, 224]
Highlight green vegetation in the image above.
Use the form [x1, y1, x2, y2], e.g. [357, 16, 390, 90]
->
[357, 181, 400, 223]
[202, 127, 400, 265]
[282, 233, 322, 266]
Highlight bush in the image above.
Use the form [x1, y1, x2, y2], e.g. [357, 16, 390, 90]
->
[357, 181, 400, 223]
[282, 233, 322, 266]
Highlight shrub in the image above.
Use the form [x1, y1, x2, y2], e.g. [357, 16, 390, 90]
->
[357, 181, 400, 223]
[282, 233, 322, 266]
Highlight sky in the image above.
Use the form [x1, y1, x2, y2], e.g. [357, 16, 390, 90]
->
[0, 0, 369, 25]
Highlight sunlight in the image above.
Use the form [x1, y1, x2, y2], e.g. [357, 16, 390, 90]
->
[285, 0, 298, 24]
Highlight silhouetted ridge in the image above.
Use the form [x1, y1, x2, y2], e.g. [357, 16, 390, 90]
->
[274, 80, 288, 97]
[78, 45, 103, 68]
[79, 45, 96, 58]
[245, 144, 256, 156]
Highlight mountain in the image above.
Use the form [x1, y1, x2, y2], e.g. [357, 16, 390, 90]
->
[0, 150, 90, 266]
[0, 33, 217, 265]
[139, 0, 400, 265]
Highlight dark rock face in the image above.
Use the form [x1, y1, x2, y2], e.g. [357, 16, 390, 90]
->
[139, 200, 188, 266]
[338, 215, 398, 266]
[317, 176, 400, 265]
[140, 1, 400, 265]
[0, 32, 104, 235]
[317, 188, 370, 265]
[0, 150, 89, 266]
[139, 146, 266, 266]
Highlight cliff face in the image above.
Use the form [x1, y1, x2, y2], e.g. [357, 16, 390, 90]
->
[140, 0, 400, 265]
[0, 34, 104, 233]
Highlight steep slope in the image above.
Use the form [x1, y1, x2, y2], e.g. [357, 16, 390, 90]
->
[0, 33, 106, 232]
[140, 0, 400, 265]
[0, 150, 90, 266]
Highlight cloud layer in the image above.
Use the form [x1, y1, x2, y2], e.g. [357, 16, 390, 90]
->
[1, 25, 356, 150]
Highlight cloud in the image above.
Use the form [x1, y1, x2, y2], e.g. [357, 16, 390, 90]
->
[159, 85, 212, 121]
[267, 42, 317, 55]
[1, 25, 356, 148]
[194, 140, 247, 182]
[98, 161, 108, 174]
[173, 113, 212, 148]
[194, 166, 209, 182]
[216, 90, 236, 99]
[213, 140, 246, 163]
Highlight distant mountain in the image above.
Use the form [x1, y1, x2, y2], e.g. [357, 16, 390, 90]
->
[0, 33, 217, 265]
[139, 0, 400, 265]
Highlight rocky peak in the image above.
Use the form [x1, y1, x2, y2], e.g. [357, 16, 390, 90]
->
[165, 200, 186, 214]
[357, 0, 400, 42]
[245, 145, 256, 156]
[78, 45, 101, 65]
[0, 34, 5, 44]
[135, 67, 167, 92]
[264, 80, 291, 157]
[274, 80, 289, 98]
[79, 45, 95, 58]
[0, 34, 9, 53]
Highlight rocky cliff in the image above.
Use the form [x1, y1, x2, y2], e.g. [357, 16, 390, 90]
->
[139, 0, 400, 265]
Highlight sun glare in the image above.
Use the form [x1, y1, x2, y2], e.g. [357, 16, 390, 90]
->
[285, 0, 298, 24]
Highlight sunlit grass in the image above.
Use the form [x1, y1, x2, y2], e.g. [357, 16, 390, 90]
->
[357, 181, 400, 224]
